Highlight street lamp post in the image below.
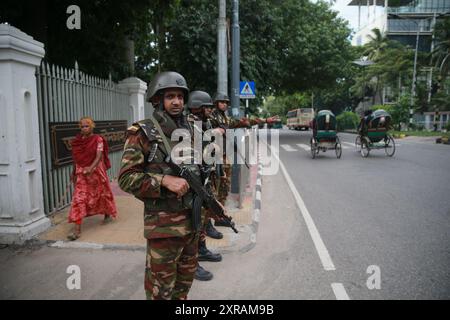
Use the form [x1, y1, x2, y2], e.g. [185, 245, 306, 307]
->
[410, 25, 420, 127]
[352, 58, 374, 113]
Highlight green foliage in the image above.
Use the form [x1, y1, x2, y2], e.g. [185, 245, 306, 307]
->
[432, 17, 450, 80]
[378, 96, 410, 131]
[262, 93, 313, 119]
[445, 121, 450, 132]
[336, 111, 359, 131]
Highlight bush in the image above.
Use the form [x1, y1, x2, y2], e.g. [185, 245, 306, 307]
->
[445, 122, 450, 132]
[336, 111, 359, 131]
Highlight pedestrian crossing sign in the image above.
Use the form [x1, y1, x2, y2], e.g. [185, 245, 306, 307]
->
[239, 81, 255, 99]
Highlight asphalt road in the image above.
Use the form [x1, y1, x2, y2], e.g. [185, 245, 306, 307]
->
[259, 129, 450, 299]
[0, 129, 448, 300]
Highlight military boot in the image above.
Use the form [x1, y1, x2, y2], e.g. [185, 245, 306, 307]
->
[194, 265, 213, 281]
[206, 219, 223, 239]
[198, 240, 222, 262]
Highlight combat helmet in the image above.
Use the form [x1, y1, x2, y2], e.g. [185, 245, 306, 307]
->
[188, 91, 213, 110]
[213, 92, 230, 103]
[146, 71, 189, 104]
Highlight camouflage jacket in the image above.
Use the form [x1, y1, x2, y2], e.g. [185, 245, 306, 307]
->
[209, 109, 260, 129]
[118, 110, 202, 239]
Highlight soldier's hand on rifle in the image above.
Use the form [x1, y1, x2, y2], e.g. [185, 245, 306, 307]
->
[161, 175, 190, 199]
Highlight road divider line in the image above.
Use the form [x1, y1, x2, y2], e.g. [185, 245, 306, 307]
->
[281, 144, 297, 152]
[296, 143, 311, 151]
[331, 283, 350, 300]
[269, 144, 336, 271]
[342, 142, 355, 147]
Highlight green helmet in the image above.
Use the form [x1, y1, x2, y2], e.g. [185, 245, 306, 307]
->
[146, 71, 189, 102]
[188, 91, 213, 109]
[213, 92, 230, 103]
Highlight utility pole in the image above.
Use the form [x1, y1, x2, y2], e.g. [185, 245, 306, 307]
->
[231, 0, 241, 195]
[231, 0, 240, 118]
[217, 0, 227, 95]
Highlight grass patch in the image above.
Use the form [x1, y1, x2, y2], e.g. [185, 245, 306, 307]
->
[390, 130, 450, 138]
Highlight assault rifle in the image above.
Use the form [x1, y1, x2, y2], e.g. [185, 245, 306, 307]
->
[165, 156, 238, 234]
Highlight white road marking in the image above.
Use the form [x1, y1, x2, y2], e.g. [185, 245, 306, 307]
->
[331, 283, 350, 300]
[296, 144, 311, 151]
[342, 142, 355, 147]
[269, 145, 336, 271]
[281, 144, 297, 152]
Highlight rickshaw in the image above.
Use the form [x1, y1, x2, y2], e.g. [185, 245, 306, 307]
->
[355, 109, 395, 158]
[310, 110, 342, 159]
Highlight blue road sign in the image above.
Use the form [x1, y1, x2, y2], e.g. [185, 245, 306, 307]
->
[239, 81, 255, 99]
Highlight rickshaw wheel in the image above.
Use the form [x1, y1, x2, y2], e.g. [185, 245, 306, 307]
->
[310, 138, 316, 159]
[335, 138, 342, 159]
[384, 134, 396, 157]
[361, 137, 370, 158]
[355, 135, 361, 152]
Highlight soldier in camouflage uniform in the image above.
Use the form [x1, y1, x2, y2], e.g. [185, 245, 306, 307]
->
[209, 92, 277, 227]
[118, 71, 206, 300]
[186, 90, 224, 281]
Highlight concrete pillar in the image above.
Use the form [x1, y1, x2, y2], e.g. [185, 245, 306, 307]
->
[0, 24, 51, 244]
[118, 77, 148, 122]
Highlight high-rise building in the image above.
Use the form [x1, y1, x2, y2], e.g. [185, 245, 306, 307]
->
[348, 0, 450, 52]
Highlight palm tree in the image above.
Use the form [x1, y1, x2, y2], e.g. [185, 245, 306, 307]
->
[432, 17, 450, 81]
[363, 28, 391, 62]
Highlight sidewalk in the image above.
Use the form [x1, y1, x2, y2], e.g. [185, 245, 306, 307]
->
[38, 163, 261, 253]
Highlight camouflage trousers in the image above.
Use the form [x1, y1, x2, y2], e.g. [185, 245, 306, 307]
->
[145, 233, 199, 300]
[217, 163, 231, 205]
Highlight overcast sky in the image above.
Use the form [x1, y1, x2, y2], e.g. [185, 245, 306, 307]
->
[330, 0, 360, 32]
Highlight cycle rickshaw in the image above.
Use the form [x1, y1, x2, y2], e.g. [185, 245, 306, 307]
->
[310, 110, 342, 159]
[355, 109, 395, 158]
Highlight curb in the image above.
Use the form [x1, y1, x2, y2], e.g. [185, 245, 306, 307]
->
[49, 240, 146, 251]
[239, 147, 262, 253]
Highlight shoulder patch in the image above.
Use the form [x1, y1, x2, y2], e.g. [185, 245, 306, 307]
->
[134, 120, 158, 141]
[127, 124, 140, 135]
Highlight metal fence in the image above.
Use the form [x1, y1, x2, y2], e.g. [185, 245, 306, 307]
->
[35, 62, 134, 215]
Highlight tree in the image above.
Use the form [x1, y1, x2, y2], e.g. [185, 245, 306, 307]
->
[432, 17, 450, 81]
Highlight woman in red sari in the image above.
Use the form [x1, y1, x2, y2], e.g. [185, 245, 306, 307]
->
[68, 117, 118, 240]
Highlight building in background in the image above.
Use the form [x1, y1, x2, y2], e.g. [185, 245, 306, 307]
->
[349, 0, 450, 52]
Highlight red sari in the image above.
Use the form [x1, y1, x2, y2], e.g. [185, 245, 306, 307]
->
[68, 134, 117, 224]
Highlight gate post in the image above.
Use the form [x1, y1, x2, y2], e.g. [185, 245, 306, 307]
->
[118, 77, 147, 122]
[0, 24, 51, 243]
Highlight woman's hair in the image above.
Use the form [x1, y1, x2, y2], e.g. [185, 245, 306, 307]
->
[79, 116, 96, 128]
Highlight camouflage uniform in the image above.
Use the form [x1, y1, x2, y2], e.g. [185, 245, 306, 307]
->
[209, 108, 259, 204]
[119, 77, 201, 299]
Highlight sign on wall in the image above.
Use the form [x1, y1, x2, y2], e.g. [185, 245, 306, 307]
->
[49, 120, 127, 168]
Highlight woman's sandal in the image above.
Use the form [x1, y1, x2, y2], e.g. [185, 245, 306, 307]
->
[101, 215, 113, 225]
[67, 232, 80, 241]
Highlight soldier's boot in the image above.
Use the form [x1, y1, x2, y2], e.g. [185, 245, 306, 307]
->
[194, 265, 213, 281]
[198, 240, 222, 262]
[205, 219, 223, 239]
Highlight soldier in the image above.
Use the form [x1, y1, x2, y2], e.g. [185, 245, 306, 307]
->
[210, 92, 277, 227]
[186, 90, 224, 281]
[118, 71, 208, 300]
